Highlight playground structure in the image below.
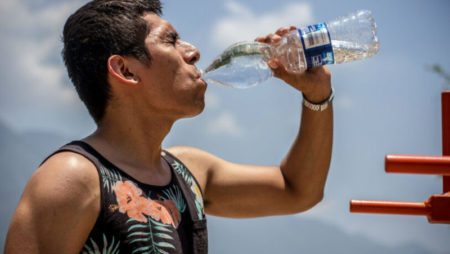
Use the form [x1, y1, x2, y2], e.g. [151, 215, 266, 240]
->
[350, 91, 450, 224]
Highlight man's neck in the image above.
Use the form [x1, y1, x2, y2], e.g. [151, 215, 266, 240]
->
[83, 113, 175, 179]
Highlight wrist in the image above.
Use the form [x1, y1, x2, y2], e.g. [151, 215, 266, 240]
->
[302, 86, 332, 103]
[302, 87, 334, 112]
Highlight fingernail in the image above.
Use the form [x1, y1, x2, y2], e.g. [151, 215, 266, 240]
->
[268, 60, 279, 69]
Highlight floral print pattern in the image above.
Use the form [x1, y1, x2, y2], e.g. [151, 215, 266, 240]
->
[171, 160, 205, 219]
[77, 146, 206, 254]
[112, 180, 181, 228]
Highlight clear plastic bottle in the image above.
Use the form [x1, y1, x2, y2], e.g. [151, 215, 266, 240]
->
[203, 10, 379, 89]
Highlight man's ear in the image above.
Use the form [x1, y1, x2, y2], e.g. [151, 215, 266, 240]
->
[107, 55, 140, 85]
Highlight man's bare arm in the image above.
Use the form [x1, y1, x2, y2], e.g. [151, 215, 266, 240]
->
[168, 97, 332, 218]
[167, 27, 333, 218]
[4, 152, 100, 253]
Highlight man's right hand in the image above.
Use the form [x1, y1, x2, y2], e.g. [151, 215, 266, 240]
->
[255, 26, 332, 103]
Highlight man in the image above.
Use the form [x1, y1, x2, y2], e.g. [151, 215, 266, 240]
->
[5, 0, 333, 253]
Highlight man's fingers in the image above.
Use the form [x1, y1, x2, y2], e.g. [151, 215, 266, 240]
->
[275, 26, 296, 36]
[255, 34, 278, 43]
[269, 59, 288, 78]
[268, 59, 311, 92]
[275, 27, 289, 36]
[254, 36, 265, 42]
[255, 26, 297, 43]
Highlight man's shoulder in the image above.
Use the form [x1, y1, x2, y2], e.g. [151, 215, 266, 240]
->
[39, 151, 99, 183]
[5, 151, 101, 253]
[165, 145, 206, 159]
[164, 146, 217, 191]
[28, 151, 100, 205]
[165, 146, 220, 168]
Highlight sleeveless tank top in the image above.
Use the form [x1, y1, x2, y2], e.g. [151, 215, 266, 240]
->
[45, 141, 208, 254]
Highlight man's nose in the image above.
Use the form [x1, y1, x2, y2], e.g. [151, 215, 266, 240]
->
[181, 41, 200, 64]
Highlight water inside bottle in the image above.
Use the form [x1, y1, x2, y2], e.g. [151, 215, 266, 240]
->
[332, 40, 379, 64]
[202, 42, 272, 89]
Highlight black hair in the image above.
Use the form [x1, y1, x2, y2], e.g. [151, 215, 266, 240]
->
[62, 0, 162, 122]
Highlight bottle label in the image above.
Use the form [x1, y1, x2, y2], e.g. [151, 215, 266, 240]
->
[299, 22, 334, 69]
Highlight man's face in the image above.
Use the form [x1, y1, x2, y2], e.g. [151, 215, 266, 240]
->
[133, 13, 207, 119]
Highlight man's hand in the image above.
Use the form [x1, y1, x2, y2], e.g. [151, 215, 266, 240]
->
[255, 26, 332, 103]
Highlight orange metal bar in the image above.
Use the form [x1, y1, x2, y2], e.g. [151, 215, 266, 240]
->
[442, 91, 450, 193]
[349, 91, 450, 224]
[350, 195, 450, 223]
[385, 154, 450, 175]
[350, 200, 429, 216]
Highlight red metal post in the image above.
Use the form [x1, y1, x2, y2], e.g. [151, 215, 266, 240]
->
[385, 154, 450, 175]
[350, 196, 450, 223]
[442, 91, 450, 193]
[350, 200, 429, 216]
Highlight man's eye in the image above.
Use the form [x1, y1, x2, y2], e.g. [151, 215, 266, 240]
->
[168, 32, 178, 45]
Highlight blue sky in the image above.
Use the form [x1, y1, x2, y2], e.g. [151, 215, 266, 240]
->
[1, 0, 449, 253]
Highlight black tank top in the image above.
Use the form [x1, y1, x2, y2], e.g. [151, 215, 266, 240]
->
[46, 141, 208, 254]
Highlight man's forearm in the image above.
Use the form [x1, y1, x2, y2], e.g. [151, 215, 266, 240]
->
[280, 102, 333, 209]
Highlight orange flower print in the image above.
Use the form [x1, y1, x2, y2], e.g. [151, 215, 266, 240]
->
[112, 181, 181, 227]
[155, 199, 181, 228]
[112, 181, 151, 223]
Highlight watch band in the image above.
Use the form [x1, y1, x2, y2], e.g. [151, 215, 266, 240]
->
[302, 87, 334, 112]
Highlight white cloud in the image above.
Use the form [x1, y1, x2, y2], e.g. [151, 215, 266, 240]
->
[210, 1, 313, 49]
[205, 91, 220, 110]
[206, 111, 244, 137]
[0, 0, 89, 133]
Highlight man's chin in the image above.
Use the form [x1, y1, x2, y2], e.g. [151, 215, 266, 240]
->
[178, 101, 205, 119]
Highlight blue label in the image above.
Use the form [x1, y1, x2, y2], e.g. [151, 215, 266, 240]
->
[299, 22, 334, 69]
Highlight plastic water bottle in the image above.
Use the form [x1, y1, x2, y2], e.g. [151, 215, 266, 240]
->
[203, 10, 379, 89]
